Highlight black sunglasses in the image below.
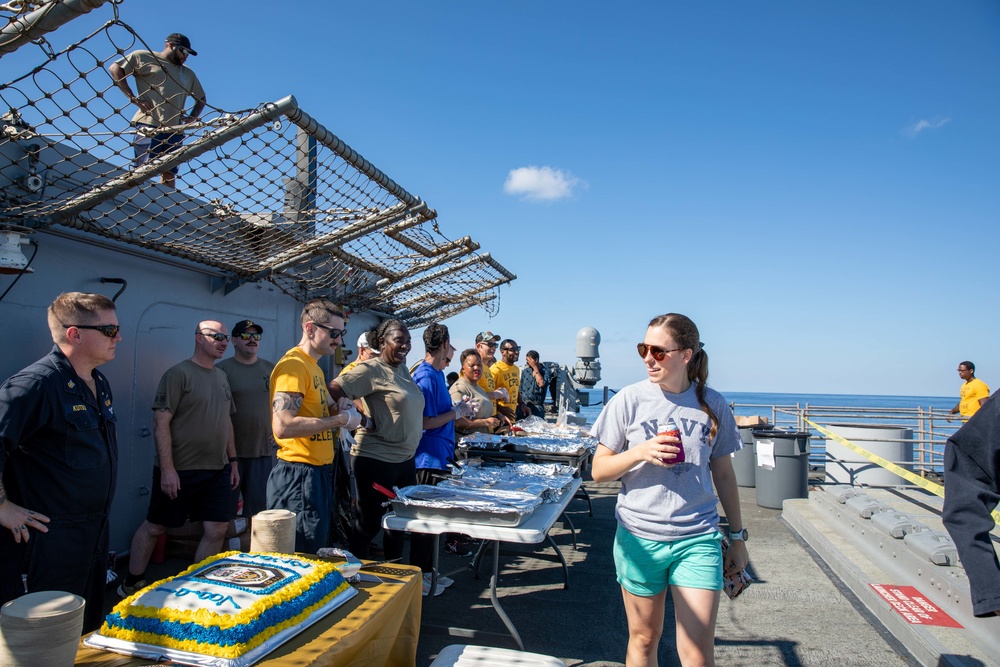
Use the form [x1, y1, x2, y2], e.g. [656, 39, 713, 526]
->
[637, 343, 683, 362]
[501, 346, 521, 352]
[64, 324, 120, 338]
[200, 331, 230, 342]
[313, 322, 347, 339]
[237, 332, 262, 341]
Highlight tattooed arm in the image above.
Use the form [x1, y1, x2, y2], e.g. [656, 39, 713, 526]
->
[271, 391, 352, 440]
[0, 480, 50, 543]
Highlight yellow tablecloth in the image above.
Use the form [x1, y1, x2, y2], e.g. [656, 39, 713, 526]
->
[74, 563, 422, 667]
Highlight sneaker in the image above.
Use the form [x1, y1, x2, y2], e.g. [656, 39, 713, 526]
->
[445, 539, 474, 557]
[421, 574, 445, 597]
[116, 579, 147, 598]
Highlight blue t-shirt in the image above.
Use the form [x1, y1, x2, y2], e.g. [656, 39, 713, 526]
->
[412, 360, 455, 470]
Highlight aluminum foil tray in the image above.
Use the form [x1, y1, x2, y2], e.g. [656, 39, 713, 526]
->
[390, 485, 542, 527]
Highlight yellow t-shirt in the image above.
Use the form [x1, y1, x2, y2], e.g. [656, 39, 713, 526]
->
[477, 364, 496, 408]
[959, 378, 990, 417]
[270, 347, 336, 466]
[491, 360, 520, 413]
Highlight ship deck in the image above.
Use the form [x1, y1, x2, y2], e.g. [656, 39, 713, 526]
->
[410, 474, 998, 666]
[105, 473, 999, 666]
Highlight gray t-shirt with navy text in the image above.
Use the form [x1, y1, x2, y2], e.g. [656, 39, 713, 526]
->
[590, 380, 742, 541]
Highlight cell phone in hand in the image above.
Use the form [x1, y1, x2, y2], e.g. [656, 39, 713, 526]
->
[721, 538, 752, 599]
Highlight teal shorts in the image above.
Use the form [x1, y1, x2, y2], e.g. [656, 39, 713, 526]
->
[613, 524, 723, 596]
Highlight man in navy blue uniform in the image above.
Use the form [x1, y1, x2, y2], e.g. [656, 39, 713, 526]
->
[943, 393, 1000, 618]
[0, 292, 120, 632]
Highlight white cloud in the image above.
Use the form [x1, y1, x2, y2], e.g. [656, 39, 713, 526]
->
[901, 116, 950, 138]
[503, 166, 584, 201]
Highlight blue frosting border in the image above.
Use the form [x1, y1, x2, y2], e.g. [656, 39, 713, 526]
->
[105, 568, 345, 648]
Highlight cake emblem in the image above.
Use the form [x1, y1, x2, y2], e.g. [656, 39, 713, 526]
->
[198, 564, 287, 588]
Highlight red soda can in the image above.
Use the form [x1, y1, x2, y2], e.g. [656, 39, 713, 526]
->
[659, 418, 684, 463]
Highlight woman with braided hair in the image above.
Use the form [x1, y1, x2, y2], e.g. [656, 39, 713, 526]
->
[331, 318, 424, 561]
[591, 313, 748, 667]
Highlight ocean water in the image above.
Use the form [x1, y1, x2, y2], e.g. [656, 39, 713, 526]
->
[574, 388, 957, 472]
[576, 389, 955, 427]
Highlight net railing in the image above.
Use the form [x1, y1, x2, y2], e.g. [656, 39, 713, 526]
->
[1, 2, 515, 326]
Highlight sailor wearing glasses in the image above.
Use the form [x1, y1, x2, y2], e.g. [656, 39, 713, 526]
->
[0, 292, 120, 632]
[109, 32, 206, 188]
[217, 320, 275, 522]
[491, 339, 523, 420]
[591, 314, 747, 667]
[267, 299, 364, 554]
[119, 320, 239, 598]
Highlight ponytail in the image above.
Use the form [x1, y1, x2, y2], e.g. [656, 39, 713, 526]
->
[648, 314, 718, 440]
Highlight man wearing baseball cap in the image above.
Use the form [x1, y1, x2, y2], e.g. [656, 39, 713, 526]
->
[475, 331, 514, 429]
[217, 320, 274, 520]
[109, 32, 206, 188]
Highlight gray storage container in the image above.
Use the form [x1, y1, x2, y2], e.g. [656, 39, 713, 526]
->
[752, 429, 811, 509]
[733, 426, 756, 488]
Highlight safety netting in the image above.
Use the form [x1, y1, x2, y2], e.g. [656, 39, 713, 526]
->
[0, 0, 514, 326]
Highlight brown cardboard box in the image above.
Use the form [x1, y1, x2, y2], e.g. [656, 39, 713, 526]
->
[735, 415, 769, 427]
[165, 536, 199, 561]
[165, 517, 248, 540]
[165, 520, 203, 540]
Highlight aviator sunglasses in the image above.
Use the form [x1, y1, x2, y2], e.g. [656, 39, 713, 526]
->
[636, 343, 684, 362]
[64, 323, 120, 338]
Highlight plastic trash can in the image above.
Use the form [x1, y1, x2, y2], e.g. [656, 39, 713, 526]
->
[733, 426, 756, 487]
[752, 429, 811, 509]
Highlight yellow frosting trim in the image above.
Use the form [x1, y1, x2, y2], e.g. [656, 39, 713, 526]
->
[101, 581, 350, 658]
[110, 551, 338, 628]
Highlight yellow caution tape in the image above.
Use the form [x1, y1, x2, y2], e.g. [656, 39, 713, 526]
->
[804, 419, 1000, 525]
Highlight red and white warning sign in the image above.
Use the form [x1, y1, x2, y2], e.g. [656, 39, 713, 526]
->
[869, 584, 963, 628]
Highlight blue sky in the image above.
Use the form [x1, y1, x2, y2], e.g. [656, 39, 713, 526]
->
[30, 1, 1000, 396]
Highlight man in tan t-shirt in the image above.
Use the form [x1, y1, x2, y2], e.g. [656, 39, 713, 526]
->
[109, 33, 206, 188]
[118, 320, 238, 597]
[475, 330, 513, 429]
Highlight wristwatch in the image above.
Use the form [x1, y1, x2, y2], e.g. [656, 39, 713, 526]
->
[729, 528, 748, 542]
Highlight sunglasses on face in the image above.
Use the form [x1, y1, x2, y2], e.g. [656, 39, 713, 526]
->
[64, 324, 120, 338]
[313, 322, 347, 339]
[502, 346, 521, 352]
[637, 343, 683, 362]
[201, 332, 230, 342]
[237, 332, 262, 341]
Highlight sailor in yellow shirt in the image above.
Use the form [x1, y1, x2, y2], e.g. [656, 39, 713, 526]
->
[267, 299, 365, 553]
[950, 361, 990, 420]
[491, 339, 522, 419]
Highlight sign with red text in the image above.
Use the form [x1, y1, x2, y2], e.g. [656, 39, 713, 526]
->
[869, 584, 963, 628]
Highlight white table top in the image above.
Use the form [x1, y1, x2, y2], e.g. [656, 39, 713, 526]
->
[382, 478, 582, 544]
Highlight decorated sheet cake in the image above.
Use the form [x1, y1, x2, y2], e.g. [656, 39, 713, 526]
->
[84, 551, 356, 667]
